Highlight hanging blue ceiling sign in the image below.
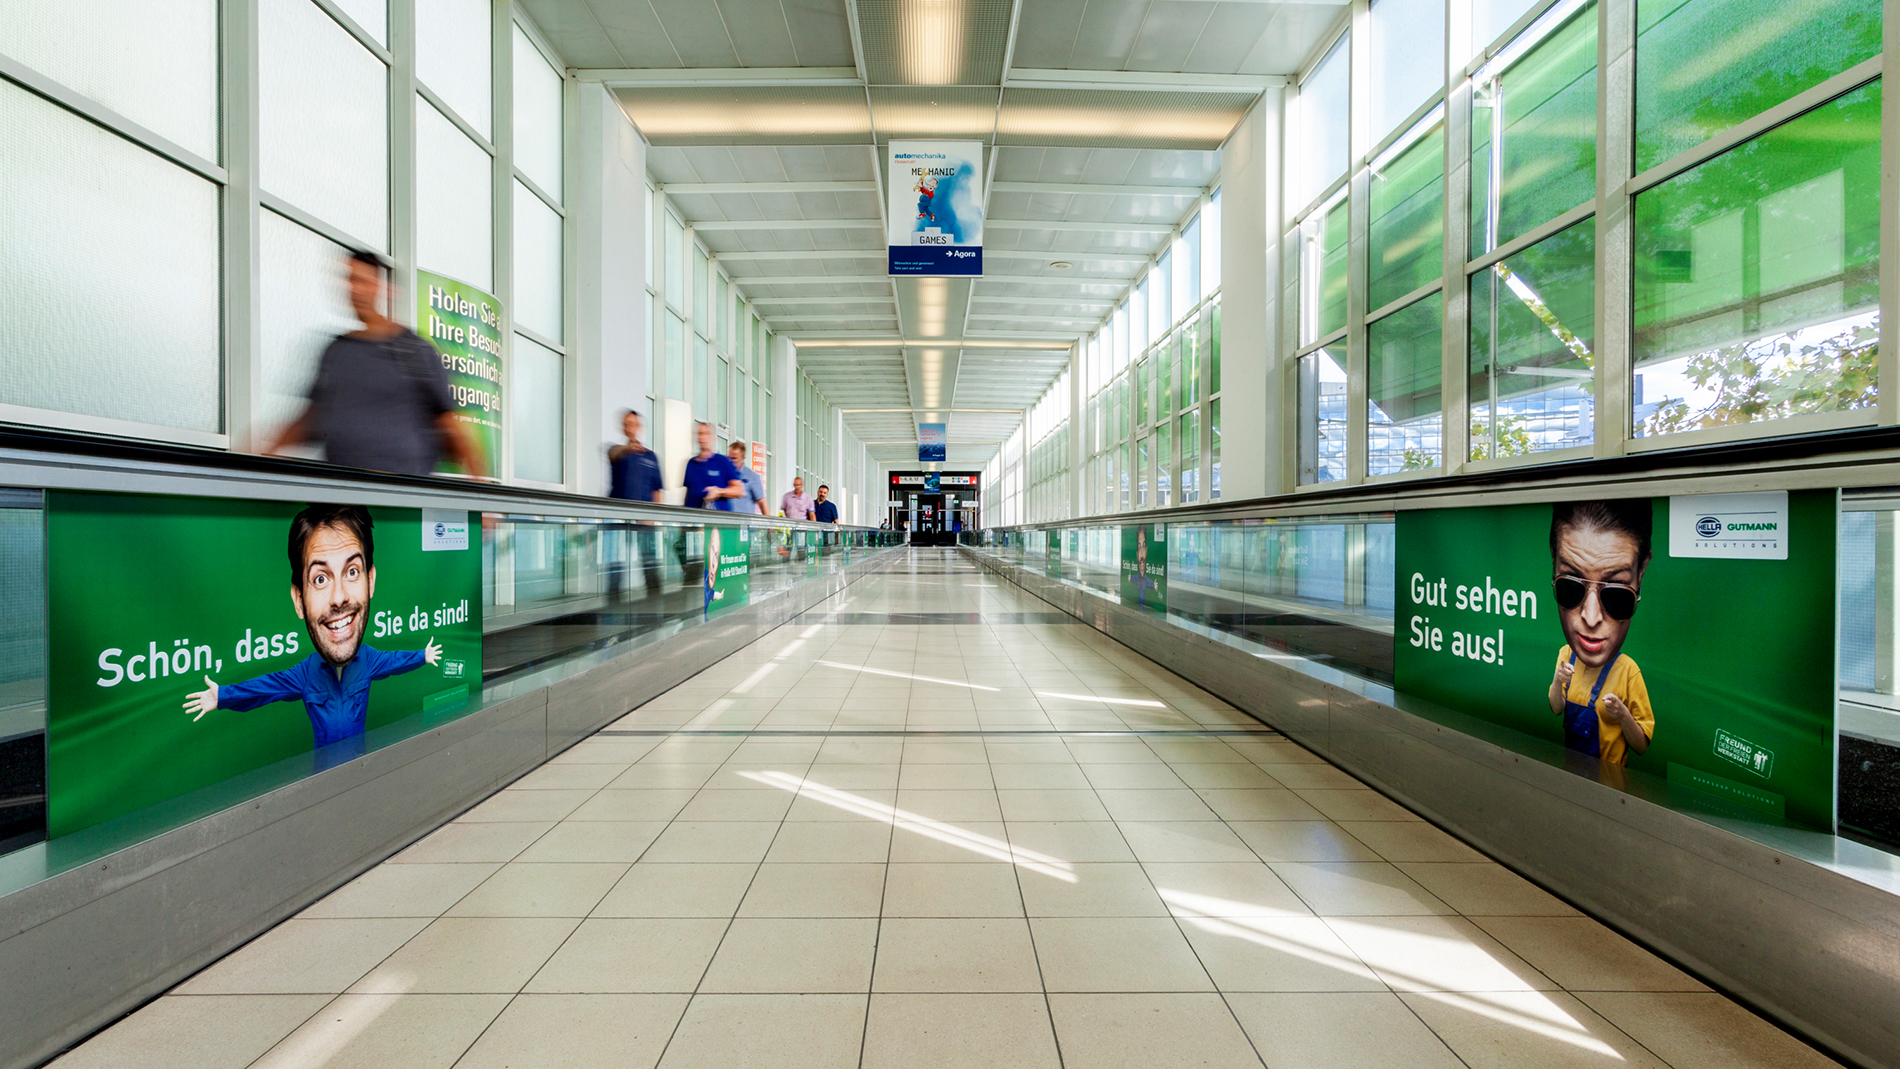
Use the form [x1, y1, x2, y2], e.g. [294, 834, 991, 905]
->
[918, 422, 948, 463]
[887, 141, 983, 276]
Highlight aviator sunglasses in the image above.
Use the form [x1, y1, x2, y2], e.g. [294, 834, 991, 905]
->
[1552, 575, 1641, 621]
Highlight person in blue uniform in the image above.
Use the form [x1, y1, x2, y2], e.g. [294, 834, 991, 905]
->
[182, 504, 440, 746]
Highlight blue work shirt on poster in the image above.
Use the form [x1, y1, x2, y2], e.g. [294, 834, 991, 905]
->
[215, 647, 429, 746]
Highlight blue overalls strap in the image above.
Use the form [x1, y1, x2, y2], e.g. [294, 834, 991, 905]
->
[1562, 650, 1618, 757]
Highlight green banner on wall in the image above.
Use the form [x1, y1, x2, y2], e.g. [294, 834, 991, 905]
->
[46, 492, 482, 838]
[1046, 528, 1062, 577]
[1393, 491, 1836, 827]
[416, 270, 504, 476]
[1120, 523, 1167, 612]
[706, 526, 750, 612]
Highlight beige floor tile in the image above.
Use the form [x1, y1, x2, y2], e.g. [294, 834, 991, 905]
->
[895, 789, 1005, 822]
[391, 822, 552, 864]
[452, 993, 689, 1069]
[674, 788, 796, 822]
[643, 821, 782, 863]
[881, 862, 1025, 916]
[740, 862, 886, 916]
[985, 740, 1077, 763]
[592, 863, 758, 918]
[1259, 764, 1364, 790]
[655, 993, 866, 1069]
[460, 789, 597, 823]
[816, 738, 906, 763]
[566, 789, 696, 823]
[1326, 916, 1556, 992]
[1177, 914, 1387, 992]
[1080, 763, 1188, 790]
[639, 739, 742, 764]
[1004, 821, 1136, 861]
[699, 918, 879, 993]
[990, 763, 1093, 789]
[1270, 863, 1456, 916]
[1118, 821, 1259, 863]
[606, 763, 723, 790]
[47, 994, 329, 1069]
[1577, 992, 1839, 1069]
[1047, 993, 1263, 1069]
[1019, 863, 1169, 917]
[997, 789, 1113, 821]
[1227, 820, 1382, 863]
[349, 917, 579, 993]
[1337, 820, 1489, 862]
[1402, 989, 1667, 1069]
[525, 919, 729, 993]
[1296, 789, 1420, 823]
[1171, 764, 1285, 790]
[889, 819, 1013, 863]
[1395, 862, 1579, 916]
[1197, 788, 1327, 822]
[731, 739, 824, 762]
[553, 738, 661, 763]
[247, 993, 508, 1069]
[1030, 917, 1214, 992]
[872, 918, 1044, 992]
[1227, 991, 1464, 1068]
[300, 862, 501, 919]
[1145, 740, 1252, 764]
[862, 993, 1061, 1069]
[766, 820, 893, 862]
[1064, 740, 1167, 764]
[1471, 917, 1709, 992]
[784, 789, 899, 820]
[898, 763, 996, 789]
[1143, 862, 1311, 918]
[800, 762, 902, 789]
[511, 762, 629, 791]
[903, 740, 993, 763]
[514, 821, 667, 863]
[177, 918, 430, 994]
[448, 862, 629, 917]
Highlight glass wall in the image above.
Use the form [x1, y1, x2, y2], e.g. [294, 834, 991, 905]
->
[1286, 0, 1885, 487]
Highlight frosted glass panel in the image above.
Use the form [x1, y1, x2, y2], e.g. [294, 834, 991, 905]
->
[416, 99, 493, 291]
[1371, 0, 1445, 138]
[1473, 0, 1542, 55]
[330, 0, 386, 44]
[0, 0, 218, 159]
[0, 81, 219, 432]
[1296, 36, 1350, 206]
[513, 181, 562, 341]
[512, 25, 562, 200]
[259, 209, 354, 435]
[416, 0, 491, 138]
[260, 0, 389, 249]
[513, 333, 564, 483]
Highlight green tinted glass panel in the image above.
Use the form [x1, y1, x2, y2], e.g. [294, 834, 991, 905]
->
[1156, 419, 1172, 507]
[1632, 82, 1880, 437]
[1472, 4, 1597, 251]
[1635, 0, 1880, 172]
[1133, 359, 1148, 427]
[1469, 216, 1596, 460]
[1369, 122, 1445, 309]
[1158, 340, 1174, 416]
[1209, 398, 1221, 499]
[1318, 198, 1350, 337]
[1368, 299, 1444, 475]
[1182, 325, 1200, 407]
[1208, 305, 1221, 394]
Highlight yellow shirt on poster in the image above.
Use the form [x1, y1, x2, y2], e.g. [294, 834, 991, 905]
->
[1555, 645, 1654, 766]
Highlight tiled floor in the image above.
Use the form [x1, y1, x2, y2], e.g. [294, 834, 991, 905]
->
[52, 551, 1838, 1068]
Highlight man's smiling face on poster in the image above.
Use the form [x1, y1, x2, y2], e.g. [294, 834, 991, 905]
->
[293, 523, 375, 666]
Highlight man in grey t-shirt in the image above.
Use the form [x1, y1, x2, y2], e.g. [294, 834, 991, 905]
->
[268, 252, 484, 477]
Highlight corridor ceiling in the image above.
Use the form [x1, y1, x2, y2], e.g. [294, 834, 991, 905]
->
[520, 0, 1343, 466]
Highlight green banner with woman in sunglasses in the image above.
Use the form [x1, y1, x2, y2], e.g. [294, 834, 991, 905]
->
[1393, 491, 1837, 829]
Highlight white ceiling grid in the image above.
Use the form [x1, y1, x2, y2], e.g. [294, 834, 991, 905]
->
[517, 0, 1343, 465]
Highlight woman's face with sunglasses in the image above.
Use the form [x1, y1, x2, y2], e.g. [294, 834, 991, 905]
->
[1552, 523, 1646, 668]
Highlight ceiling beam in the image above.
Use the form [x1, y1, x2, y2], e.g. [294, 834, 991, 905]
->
[749, 296, 895, 305]
[983, 250, 1150, 264]
[1002, 68, 1286, 92]
[662, 181, 878, 194]
[974, 273, 1131, 286]
[576, 66, 862, 86]
[713, 250, 882, 261]
[989, 219, 1174, 234]
[990, 181, 1207, 197]
[691, 219, 881, 231]
[723, 274, 890, 285]
[788, 335, 1073, 348]
[970, 295, 1114, 307]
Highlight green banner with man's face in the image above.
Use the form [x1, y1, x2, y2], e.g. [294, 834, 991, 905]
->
[416, 270, 504, 475]
[1120, 523, 1167, 612]
[705, 525, 751, 613]
[46, 492, 482, 838]
[1393, 491, 1836, 828]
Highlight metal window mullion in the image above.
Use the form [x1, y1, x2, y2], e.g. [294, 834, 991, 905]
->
[417, 81, 496, 157]
[1595, 0, 1634, 457]
[388, 0, 417, 310]
[491, 0, 517, 485]
[0, 50, 228, 184]
[1881, 0, 1900, 425]
[221, 0, 260, 449]
[1441, 0, 1473, 472]
[1345, 168, 1370, 484]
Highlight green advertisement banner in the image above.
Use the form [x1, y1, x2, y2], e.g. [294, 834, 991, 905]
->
[47, 493, 482, 838]
[1120, 523, 1167, 612]
[1393, 491, 1836, 827]
[1046, 528, 1062, 577]
[417, 270, 504, 475]
[706, 526, 751, 612]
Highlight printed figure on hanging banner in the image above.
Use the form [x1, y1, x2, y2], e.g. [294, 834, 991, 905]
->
[1119, 524, 1168, 613]
[887, 141, 984, 276]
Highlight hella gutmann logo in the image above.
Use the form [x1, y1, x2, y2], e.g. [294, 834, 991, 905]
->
[1695, 516, 1722, 538]
[434, 522, 447, 538]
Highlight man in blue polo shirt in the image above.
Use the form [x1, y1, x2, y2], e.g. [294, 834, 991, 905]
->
[813, 484, 840, 524]
[182, 505, 440, 746]
[683, 422, 744, 511]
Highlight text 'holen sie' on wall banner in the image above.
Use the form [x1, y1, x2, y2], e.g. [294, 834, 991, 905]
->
[919, 423, 947, 463]
[417, 269, 505, 476]
[887, 141, 983, 276]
